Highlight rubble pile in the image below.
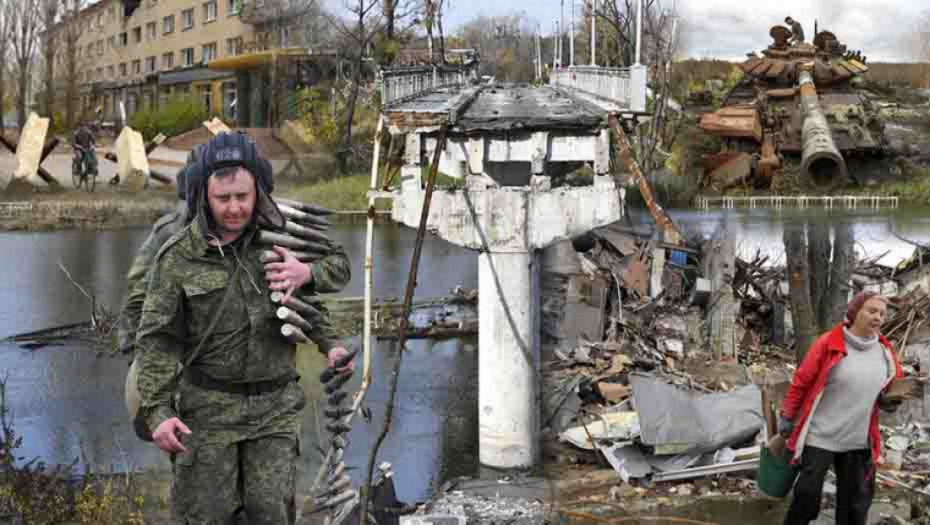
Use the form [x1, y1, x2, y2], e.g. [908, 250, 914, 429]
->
[538, 225, 930, 519]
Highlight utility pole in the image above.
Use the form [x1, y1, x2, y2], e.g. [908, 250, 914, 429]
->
[552, 20, 558, 69]
[560, 0, 564, 68]
[590, 0, 597, 66]
[635, 0, 643, 65]
[570, 0, 575, 66]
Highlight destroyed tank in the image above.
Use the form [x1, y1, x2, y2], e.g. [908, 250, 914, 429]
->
[699, 24, 886, 192]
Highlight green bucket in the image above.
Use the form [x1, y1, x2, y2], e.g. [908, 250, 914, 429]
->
[758, 446, 800, 498]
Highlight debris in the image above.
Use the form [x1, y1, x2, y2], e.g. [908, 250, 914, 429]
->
[630, 373, 764, 455]
[598, 443, 653, 480]
[559, 411, 640, 450]
[596, 382, 631, 403]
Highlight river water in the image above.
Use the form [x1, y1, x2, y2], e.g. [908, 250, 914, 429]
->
[1, 208, 929, 505]
[0, 222, 478, 503]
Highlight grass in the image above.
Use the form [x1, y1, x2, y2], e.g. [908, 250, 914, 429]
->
[281, 173, 388, 212]
[845, 165, 930, 204]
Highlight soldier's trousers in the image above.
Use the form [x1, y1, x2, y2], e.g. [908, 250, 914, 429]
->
[172, 434, 298, 524]
[172, 378, 306, 524]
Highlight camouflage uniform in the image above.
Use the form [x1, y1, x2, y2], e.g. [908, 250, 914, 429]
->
[117, 202, 188, 355]
[136, 216, 351, 523]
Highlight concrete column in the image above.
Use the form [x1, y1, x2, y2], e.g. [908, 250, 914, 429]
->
[478, 250, 539, 469]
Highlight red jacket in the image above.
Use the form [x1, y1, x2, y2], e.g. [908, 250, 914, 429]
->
[781, 323, 903, 465]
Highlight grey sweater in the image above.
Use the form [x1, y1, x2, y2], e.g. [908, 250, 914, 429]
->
[806, 328, 888, 452]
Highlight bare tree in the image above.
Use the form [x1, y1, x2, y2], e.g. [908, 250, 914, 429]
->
[40, 0, 58, 124]
[459, 14, 537, 81]
[60, 0, 87, 129]
[326, 0, 383, 166]
[8, 0, 41, 128]
[0, 0, 12, 130]
[783, 221, 854, 360]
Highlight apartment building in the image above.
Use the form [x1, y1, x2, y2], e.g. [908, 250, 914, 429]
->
[60, 0, 278, 124]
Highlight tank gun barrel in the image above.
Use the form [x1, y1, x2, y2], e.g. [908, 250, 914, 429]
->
[799, 69, 847, 190]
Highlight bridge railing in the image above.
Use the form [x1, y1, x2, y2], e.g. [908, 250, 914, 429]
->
[551, 65, 647, 112]
[378, 63, 479, 107]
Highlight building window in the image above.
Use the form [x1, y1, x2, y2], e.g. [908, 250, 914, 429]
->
[119, 32, 127, 47]
[97, 39, 104, 54]
[162, 52, 174, 69]
[119, 63, 127, 76]
[108, 36, 116, 50]
[223, 81, 236, 119]
[96, 67, 103, 80]
[107, 65, 115, 78]
[227, 0, 240, 15]
[202, 43, 217, 63]
[132, 27, 141, 44]
[200, 85, 212, 113]
[226, 37, 242, 56]
[146, 56, 157, 72]
[182, 9, 194, 30]
[163, 15, 174, 34]
[204, 1, 217, 23]
[146, 22, 157, 40]
[132, 60, 141, 74]
[181, 48, 194, 66]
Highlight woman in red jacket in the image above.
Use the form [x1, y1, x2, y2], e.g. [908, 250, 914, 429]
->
[778, 291, 904, 525]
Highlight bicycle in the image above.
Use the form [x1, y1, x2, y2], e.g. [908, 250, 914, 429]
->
[72, 144, 98, 192]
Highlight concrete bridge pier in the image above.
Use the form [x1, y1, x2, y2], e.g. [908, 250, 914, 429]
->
[391, 130, 623, 469]
[477, 249, 540, 468]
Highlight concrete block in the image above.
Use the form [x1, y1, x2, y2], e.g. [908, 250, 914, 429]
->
[116, 126, 150, 192]
[530, 131, 548, 174]
[405, 133, 421, 166]
[204, 117, 232, 136]
[467, 136, 484, 174]
[12, 112, 50, 187]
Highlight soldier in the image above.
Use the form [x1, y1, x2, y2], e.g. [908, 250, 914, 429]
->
[135, 132, 352, 523]
[117, 145, 203, 356]
[785, 16, 805, 44]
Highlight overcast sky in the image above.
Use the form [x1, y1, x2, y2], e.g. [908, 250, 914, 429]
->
[437, 0, 927, 62]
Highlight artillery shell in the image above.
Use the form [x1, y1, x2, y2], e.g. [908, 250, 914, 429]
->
[328, 462, 346, 483]
[320, 367, 337, 384]
[325, 370, 353, 394]
[309, 489, 356, 514]
[325, 407, 353, 420]
[256, 230, 331, 254]
[276, 307, 314, 333]
[310, 474, 351, 498]
[276, 197, 334, 216]
[280, 324, 310, 345]
[269, 292, 322, 319]
[283, 220, 331, 244]
[333, 348, 358, 369]
[328, 391, 348, 405]
[326, 421, 352, 434]
[276, 203, 332, 228]
[260, 249, 322, 263]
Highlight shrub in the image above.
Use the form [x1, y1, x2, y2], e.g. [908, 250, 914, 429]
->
[129, 94, 208, 141]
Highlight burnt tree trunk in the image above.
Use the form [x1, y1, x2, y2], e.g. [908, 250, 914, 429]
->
[785, 224, 818, 361]
[807, 221, 832, 330]
[825, 220, 853, 327]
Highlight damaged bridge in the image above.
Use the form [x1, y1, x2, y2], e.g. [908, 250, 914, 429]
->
[375, 58, 648, 470]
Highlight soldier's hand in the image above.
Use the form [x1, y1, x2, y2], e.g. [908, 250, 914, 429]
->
[265, 245, 312, 303]
[328, 346, 355, 373]
[153, 417, 192, 454]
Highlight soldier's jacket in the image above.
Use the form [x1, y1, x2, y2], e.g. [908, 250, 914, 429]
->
[135, 218, 351, 434]
[117, 202, 188, 355]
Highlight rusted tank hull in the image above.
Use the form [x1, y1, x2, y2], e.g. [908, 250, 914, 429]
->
[799, 70, 847, 190]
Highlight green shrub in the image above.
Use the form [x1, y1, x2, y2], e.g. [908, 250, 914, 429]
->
[129, 94, 208, 141]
